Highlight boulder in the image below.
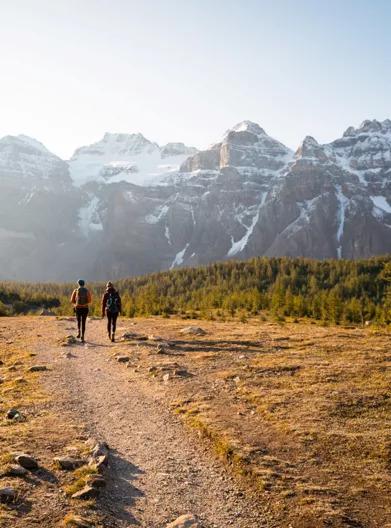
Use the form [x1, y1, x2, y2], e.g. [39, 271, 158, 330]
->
[166, 514, 199, 527]
[15, 454, 38, 470]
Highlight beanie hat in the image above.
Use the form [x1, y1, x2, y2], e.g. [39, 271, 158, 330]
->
[77, 279, 85, 287]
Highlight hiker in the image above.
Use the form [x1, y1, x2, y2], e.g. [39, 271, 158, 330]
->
[101, 281, 122, 342]
[70, 279, 92, 343]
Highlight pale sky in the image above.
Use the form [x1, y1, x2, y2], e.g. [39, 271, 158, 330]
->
[1, 0, 390, 159]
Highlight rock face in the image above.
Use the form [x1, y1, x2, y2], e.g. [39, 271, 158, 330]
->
[0, 120, 390, 280]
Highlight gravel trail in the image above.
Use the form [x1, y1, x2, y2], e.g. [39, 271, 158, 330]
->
[38, 319, 269, 528]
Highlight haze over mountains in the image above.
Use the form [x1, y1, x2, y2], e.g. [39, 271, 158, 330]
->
[0, 119, 390, 281]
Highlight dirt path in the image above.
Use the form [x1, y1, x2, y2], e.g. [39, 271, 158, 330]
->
[37, 318, 269, 528]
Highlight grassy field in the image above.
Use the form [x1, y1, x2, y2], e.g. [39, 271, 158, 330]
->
[0, 315, 390, 527]
[116, 316, 391, 528]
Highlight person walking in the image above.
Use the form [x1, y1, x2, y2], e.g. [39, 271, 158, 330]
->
[101, 281, 122, 342]
[70, 279, 92, 343]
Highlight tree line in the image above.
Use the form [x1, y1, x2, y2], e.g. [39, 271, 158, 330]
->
[1, 255, 390, 325]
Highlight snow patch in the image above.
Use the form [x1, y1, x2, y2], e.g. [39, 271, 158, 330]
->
[69, 133, 195, 187]
[145, 205, 169, 224]
[370, 195, 391, 214]
[164, 225, 172, 245]
[78, 197, 103, 237]
[170, 243, 189, 269]
[227, 192, 267, 257]
[335, 185, 349, 259]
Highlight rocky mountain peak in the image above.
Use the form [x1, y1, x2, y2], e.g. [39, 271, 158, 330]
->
[229, 120, 266, 136]
[0, 134, 52, 156]
[161, 142, 197, 159]
[295, 136, 329, 162]
[343, 119, 391, 138]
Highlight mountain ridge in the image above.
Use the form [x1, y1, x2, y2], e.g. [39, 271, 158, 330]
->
[0, 119, 390, 280]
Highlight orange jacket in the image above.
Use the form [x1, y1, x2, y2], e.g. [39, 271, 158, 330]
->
[70, 288, 92, 308]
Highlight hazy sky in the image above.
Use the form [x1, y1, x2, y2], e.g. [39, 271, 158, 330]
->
[1, 0, 390, 158]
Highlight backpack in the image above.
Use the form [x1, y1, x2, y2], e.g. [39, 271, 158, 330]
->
[106, 291, 120, 313]
[76, 287, 89, 306]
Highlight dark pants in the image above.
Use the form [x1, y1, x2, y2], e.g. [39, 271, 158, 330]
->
[107, 310, 119, 335]
[75, 307, 89, 337]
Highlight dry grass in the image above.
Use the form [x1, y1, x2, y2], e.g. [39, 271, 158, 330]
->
[119, 316, 391, 528]
[0, 319, 102, 527]
[64, 465, 99, 497]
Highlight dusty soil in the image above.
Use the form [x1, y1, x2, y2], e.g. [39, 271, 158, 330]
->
[0, 316, 390, 527]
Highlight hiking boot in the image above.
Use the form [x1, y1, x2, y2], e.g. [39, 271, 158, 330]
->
[108, 331, 111, 341]
[111, 334, 115, 343]
[77, 331, 81, 339]
[81, 336, 85, 343]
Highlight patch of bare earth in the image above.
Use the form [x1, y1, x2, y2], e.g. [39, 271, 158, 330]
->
[1, 316, 390, 527]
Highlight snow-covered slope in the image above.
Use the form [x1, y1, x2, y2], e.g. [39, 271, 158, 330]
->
[69, 132, 197, 187]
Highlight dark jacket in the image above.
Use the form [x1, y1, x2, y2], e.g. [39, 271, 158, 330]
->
[101, 287, 121, 317]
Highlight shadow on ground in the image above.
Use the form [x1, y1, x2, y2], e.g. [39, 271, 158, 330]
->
[100, 450, 144, 526]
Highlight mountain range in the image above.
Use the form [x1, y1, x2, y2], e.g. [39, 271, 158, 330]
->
[0, 119, 390, 280]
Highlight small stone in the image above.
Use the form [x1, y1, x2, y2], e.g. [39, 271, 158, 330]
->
[0, 487, 16, 503]
[166, 514, 199, 527]
[3, 465, 28, 477]
[15, 454, 38, 470]
[54, 457, 85, 470]
[156, 344, 169, 354]
[61, 335, 78, 346]
[90, 454, 109, 471]
[173, 369, 190, 377]
[91, 442, 109, 458]
[162, 373, 170, 382]
[116, 356, 130, 363]
[0, 377, 4, 384]
[63, 514, 93, 527]
[148, 335, 164, 341]
[71, 485, 98, 500]
[86, 474, 106, 488]
[28, 365, 49, 372]
[121, 331, 147, 341]
[14, 377, 27, 384]
[179, 326, 206, 336]
[6, 408, 20, 420]
[40, 309, 55, 316]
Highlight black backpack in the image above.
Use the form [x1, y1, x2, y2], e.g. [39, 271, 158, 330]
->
[106, 291, 120, 313]
[76, 287, 89, 305]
